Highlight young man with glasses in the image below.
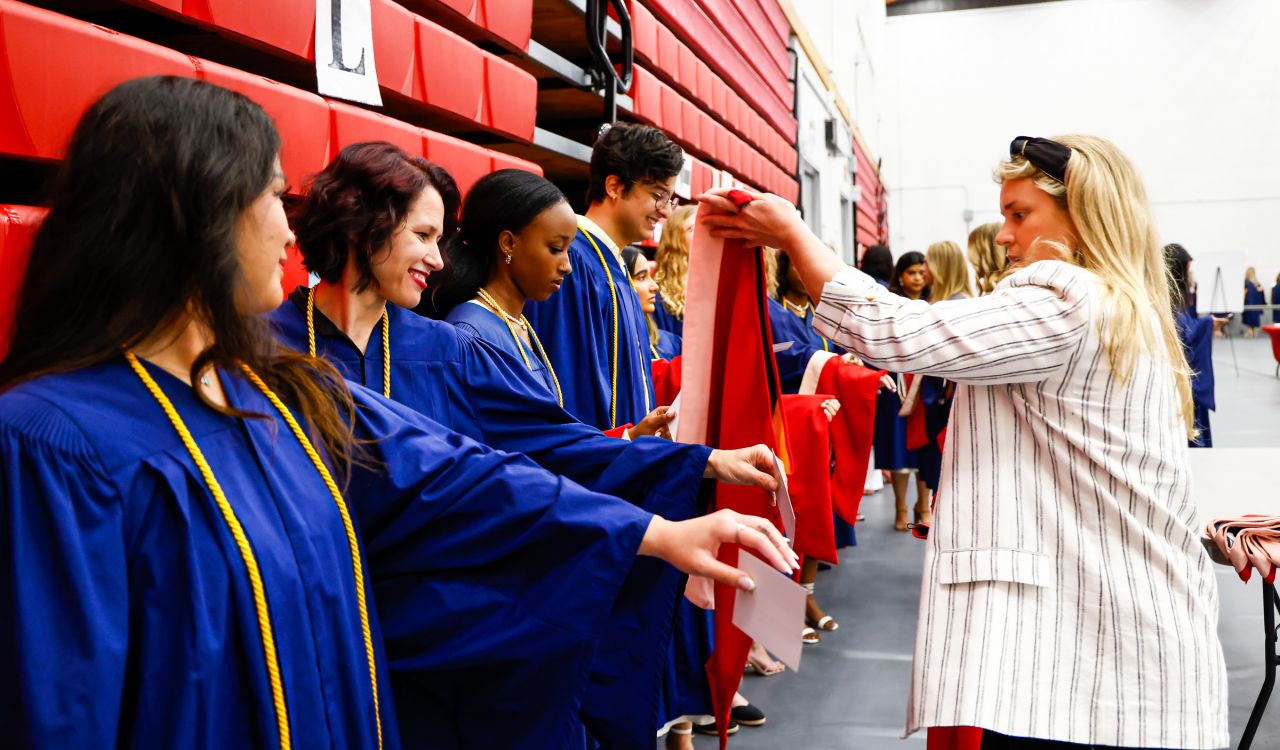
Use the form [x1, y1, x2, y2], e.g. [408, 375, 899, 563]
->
[525, 125, 712, 749]
[526, 123, 683, 434]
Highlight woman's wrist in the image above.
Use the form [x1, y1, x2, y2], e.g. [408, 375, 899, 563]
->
[637, 515, 671, 559]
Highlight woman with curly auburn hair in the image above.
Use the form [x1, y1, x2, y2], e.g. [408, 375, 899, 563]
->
[653, 204, 696, 336]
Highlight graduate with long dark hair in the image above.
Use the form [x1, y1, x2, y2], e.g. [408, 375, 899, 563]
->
[0, 76, 798, 749]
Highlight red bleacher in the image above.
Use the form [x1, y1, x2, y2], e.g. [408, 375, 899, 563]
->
[0, 204, 44, 358]
[0, 0, 535, 194]
[0, 0, 194, 162]
[0, 0, 859, 274]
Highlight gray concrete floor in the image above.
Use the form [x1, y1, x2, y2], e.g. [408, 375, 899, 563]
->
[715, 335, 1280, 750]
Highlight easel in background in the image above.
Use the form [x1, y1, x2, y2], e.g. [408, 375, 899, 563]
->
[1206, 266, 1241, 377]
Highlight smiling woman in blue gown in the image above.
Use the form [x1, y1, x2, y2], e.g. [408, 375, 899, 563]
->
[0, 76, 799, 750]
[273, 150, 781, 749]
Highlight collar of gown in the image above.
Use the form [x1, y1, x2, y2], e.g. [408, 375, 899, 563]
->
[575, 214, 624, 263]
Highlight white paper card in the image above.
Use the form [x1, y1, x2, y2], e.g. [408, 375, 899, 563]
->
[667, 392, 682, 442]
[316, 0, 383, 106]
[773, 455, 794, 540]
[732, 550, 805, 672]
[772, 341, 794, 352]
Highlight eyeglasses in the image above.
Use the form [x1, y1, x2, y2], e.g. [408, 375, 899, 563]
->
[649, 190, 680, 212]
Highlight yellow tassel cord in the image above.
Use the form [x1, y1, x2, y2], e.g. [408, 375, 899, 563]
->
[308, 286, 390, 398]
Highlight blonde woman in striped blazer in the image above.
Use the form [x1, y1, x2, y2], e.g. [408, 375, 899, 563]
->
[700, 135, 1228, 749]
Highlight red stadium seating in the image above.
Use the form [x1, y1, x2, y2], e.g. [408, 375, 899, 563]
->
[415, 16, 484, 123]
[482, 55, 536, 141]
[0, 0, 195, 161]
[490, 151, 544, 177]
[372, 0, 416, 97]
[196, 60, 331, 191]
[396, 0, 532, 52]
[0, 204, 45, 358]
[329, 100, 425, 158]
[423, 130, 491, 195]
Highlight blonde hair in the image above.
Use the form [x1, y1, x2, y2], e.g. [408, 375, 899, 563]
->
[967, 222, 1006, 295]
[653, 205, 696, 319]
[1245, 266, 1259, 285]
[764, 247, 780, 300]
[994, 134, 1196, 437]
[926, 241, 973, 302]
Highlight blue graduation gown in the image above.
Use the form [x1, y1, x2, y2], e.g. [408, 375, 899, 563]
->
[269, 289, 710, 510]
[1272, 283, 1280, 324]
[0, 359, 653, 749]
[1178, 308, 1216, 447]
[269, 290, 710, 748]
[767, 297, 838, 394]
[446, 299, 560, 400]
[654, 329, 682, 361]
[652, 291, 683, 337]
[1244, 281, 1265, 328]
[525, 224, 655, 431]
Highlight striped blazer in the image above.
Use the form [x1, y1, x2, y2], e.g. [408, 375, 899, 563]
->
[815, 260, 1228, 748]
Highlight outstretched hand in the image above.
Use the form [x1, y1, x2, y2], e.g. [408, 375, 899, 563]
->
[631, 406, 675, 439]
[696, 188, 812, 250]
[705, 444, 779, 491]
[639, 510, 799, 592]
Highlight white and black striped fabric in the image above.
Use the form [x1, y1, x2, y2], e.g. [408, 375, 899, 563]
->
[814, 260, 1228, 748]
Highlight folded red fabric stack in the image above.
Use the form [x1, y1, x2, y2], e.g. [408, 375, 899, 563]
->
[1205, 515, 1280, 583]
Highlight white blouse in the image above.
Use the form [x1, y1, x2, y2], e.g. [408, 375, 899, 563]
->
[814, 260, 1228, 748]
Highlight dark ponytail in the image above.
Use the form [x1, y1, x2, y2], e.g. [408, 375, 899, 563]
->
[421, 169, 567, 317]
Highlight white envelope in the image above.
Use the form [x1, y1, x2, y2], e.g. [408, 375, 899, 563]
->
[773, 455, 794, 540]
[667, 392, 682, 442]
[732, 550, 805, 672]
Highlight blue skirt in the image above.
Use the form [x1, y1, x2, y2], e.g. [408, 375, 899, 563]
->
[873, 386, 917, 471]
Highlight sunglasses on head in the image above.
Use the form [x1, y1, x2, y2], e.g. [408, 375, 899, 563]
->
[1010, 136, 1071, 184]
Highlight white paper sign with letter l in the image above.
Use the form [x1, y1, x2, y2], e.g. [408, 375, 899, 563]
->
[316, 0, 382, 106]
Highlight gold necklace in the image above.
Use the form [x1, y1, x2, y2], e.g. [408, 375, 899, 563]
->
[125, 352, 383, 750]
[782, 297, 812, 318]
[307, 287, 390, 398]
[475, 288, 564, 407]
[476, 287, 527, 331]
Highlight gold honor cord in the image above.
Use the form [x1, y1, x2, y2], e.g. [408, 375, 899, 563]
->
[578, 224, 621, 429]
[126, 353, 385, 750]
[307, 287, 390, 398]
[783, 297, 829, 351]
[126, 352, 291, 750]
[475, 289, 564, 408]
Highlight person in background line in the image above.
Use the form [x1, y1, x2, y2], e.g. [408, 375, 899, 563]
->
[903, 241, 973, 503]
[1243, 266, 1265, 336]
[1165, 243, 1223, 447]
[859, 244, 894, 288]
[1272, 271, 1280, 324]
[653, 204, 696, 337]
[967, 222, 1006, 294]
[877, 251, 931, 531]
[622, 246, 682, 360]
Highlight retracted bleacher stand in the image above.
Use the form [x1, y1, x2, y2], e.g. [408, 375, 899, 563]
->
[1240, 581, 1280, 750]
